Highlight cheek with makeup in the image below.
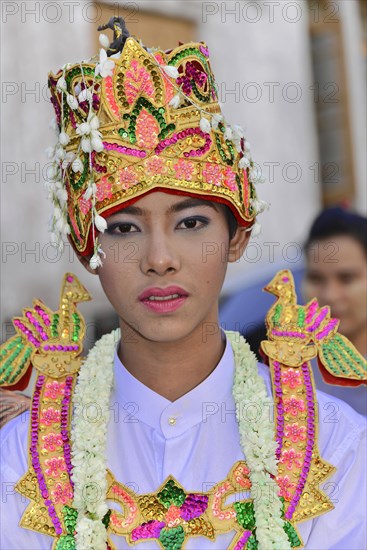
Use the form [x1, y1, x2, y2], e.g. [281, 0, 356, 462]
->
[93, 192, 239, 344]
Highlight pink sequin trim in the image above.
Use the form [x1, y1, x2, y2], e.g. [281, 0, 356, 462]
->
[281, 369, 302, 389]
[125, 60, 155, 104]
[223, 167, 238, 191]
[119, 167, 138, 189]
[146, 155, 167, 176]
[283, 396, 306, 417]
[202, 163, 223, 186]
[96, 176, 113, 202]
[173, 159, 195, 180]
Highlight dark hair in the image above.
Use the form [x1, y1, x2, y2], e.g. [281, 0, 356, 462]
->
[304, 207, 367, 256]
[223, 205, 239, 240]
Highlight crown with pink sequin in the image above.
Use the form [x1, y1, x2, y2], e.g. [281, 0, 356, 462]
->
[47, 18, 265, 266]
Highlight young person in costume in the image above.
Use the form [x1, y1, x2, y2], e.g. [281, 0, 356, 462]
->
[1, 18, 366, 550]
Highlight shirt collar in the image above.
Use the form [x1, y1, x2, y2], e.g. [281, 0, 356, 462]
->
[111, 331, 235, 439]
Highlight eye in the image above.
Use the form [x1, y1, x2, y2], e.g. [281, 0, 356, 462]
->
[177, 216, 209, 230]
[339, 273, 356, 284]
[306, 273, 324, 285]
[105, 222, 139, 235]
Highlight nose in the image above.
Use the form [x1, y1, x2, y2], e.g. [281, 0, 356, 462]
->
[140, 229, 181, 276]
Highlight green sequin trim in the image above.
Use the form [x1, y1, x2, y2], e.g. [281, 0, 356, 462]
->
[8, 348, 32, 384]
[159, 525, 185, 550]
[72, 313, 81, 343]
[0, 343, 24, 374]
[321, 344, 350, 376]
[297, 307, 305, 328]
[333, 334, 366, 376]
[247, 534, 259, 550]
[157, 480, 186, 508]
[272, 304, 282, 327]
[323, 336, 365, 378]
[55, 506, 77, 549]
[234, 501, 255, 531]
[0, 336, 22, 358]
[51, 313, 60, 339]
[215, 134, 235, 166]
[65, 66, 99, 88]
[190, 80, 210, 103]
[121, 97, 176, 143]
[283, 520, 302, 547]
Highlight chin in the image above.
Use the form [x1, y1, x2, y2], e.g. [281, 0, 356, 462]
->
[124, 316, 197, 344]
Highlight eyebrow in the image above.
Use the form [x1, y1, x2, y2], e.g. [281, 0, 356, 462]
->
[118, 198, 219, 217]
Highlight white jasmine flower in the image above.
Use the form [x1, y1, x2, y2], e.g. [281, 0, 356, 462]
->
[56, 187, 68, 204]
[72, 157, 84, 173]
[45, 146, 55, 159]
[76, 122, 91, 136]
[89, 252, 103, 270]
[59, 131, 70, 146]
[81, 136, 93, 153]
[95, 48, 115, 78]
[74, 83, 82, 96]
[56, 76, 67, 92]
[250, 166, 265, 184]
[78, 88, 93, 103]
[199, 117, 211, 134]
[162, 65, 179, 79]
[49, 117, 59, 134]
[89, 113, 100, 130]
[169, 93, 181, 109]
[47, 164, 59, 181]
[251, 221, 262, 237]
[76, 113, 104, 153]
[95, 214, 107, 233]
[62, 151, 75, 169]
[54, 145, 66, 161]
[49, 232, 59, 246]
[224, 126, 233, 140]
[83, 184, 97, 200]
[232, 124, 245, 139]
[55, 217, 65, 233]
[211, 113, 223, 130]
[91, 134, 104, 152]
[239, 156, 250, 169]
[99, 33, 110, 49]
[66, 93, 79, 110]
[244, 139, 251, 151]
[251, 198, 270, 214]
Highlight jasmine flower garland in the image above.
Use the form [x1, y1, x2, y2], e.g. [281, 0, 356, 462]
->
[71, 330, 289, 549]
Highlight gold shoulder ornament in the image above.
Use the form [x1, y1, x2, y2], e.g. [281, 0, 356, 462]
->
[261, 268, 366, 527]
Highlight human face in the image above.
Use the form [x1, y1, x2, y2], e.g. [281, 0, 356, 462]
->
[303, 235, 367, 340]
[95, 192, 239, 344]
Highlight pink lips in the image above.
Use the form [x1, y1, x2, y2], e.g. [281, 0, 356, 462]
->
[138, 286, 189, 313]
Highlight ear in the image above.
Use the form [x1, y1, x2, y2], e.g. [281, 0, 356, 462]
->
[67, 235, 99, 275]
[227, 225, 252, 263]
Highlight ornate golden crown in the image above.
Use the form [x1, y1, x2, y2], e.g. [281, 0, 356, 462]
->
[47, 18, 265, 266]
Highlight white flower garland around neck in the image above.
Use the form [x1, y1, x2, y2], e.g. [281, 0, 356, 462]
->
[70, 329, 290, 550]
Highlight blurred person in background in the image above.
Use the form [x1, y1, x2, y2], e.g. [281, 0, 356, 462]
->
[303, 207, 367, 415]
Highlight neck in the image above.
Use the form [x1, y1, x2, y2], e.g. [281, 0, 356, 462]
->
[117, 321, 226, 402]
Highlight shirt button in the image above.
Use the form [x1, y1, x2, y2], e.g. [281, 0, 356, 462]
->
[168, 417, 176, 426]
